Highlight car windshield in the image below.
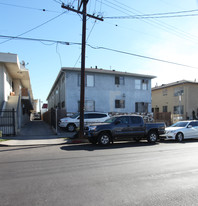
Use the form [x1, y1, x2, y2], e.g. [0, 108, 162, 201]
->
[171, 121, 189, 127]
[70, 113, 80, 119]
[104, 117, 117, 123]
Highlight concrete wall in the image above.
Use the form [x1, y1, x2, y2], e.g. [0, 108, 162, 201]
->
[0, 63, 4, 104]
[65, 71, 152, 113]
[0, 63, 13, 103]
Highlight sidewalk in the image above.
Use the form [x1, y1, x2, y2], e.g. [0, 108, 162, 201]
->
[0, 137, 89, 146]
[0, 120, 88, 146]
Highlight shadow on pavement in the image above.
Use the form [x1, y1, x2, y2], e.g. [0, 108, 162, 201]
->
[60, 141, 159, 152]
[160, 139, 198, 144]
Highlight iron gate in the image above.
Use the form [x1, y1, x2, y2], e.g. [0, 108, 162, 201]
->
[0, 109, 16, 136]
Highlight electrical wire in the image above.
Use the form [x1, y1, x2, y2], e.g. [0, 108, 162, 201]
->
[99, 0, 198, 44]
[0, 2, 61, 13]
[0, 11, 67, 45]
[0, 35, 80, 45]
[105, 13, 198, 19]
[104, 8, 198, 19]
[86, 44, 198, 70]
[0, 34, 197, 70]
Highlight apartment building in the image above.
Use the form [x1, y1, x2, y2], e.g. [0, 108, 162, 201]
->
[152, 80, 198, 122]
[47, 67, 155, 115]
[0, 52, 34, 134]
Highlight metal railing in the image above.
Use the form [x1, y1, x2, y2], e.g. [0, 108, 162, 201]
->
[0, 109, 16, 136]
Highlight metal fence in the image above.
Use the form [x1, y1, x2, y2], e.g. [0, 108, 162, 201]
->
[0, 109, 16, 136]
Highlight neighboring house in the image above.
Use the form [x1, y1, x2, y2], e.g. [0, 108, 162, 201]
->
[47, 67, 155, 115]
[152, 80, 198, 122]
[0, 52, 34, 135]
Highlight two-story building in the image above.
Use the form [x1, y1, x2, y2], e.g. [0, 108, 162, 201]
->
[47, 67, 155, 115]
[152, 80, 198, 122]
[0, 52, 34, 135]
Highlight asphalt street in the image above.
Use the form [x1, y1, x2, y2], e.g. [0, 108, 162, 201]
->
[1, 140, 198, 206]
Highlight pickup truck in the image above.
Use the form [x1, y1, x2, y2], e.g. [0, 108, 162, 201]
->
[84, 115, 166, 145]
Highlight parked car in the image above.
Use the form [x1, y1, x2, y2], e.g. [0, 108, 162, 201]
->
[161, 120, 198, 142]
[59, 112, 110, 132]
[84, 115, 166, 145]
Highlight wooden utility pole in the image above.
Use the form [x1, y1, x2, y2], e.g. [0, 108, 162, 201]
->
[61, 1, 103, 138]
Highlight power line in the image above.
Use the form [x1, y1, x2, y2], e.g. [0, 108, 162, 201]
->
[0, 34, 197, 70]
[0, 35, 80, 45]
[0, 11, 67, 45]
[104, 8, 198, 19]
[86, 44, 198, 70]
[0, 2, 60, 13]
[104, 13, 198, 19]
[99, 0, 198, 44]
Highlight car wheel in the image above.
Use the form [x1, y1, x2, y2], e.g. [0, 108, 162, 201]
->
[147, 131, 158, 143]
[176, 132, 183, 142]
[67, 124, 76, 132]
[98, 132, 111, 145]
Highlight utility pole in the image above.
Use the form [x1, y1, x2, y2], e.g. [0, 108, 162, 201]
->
[62, 1, 103, 138]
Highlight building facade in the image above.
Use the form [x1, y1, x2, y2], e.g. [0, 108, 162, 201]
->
[0, 52, 34, 134]
[152, 80, 198, 122]
[47, 67, 155, 115]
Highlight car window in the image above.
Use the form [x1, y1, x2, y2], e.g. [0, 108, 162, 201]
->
[189, 122, 198, 127]
[117, 116, 129, 124]
[84, 113, 107, 119]
[130, 116, 142, 124]
[171, 121, 189, 127]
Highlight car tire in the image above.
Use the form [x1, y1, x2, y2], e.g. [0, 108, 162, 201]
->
[67, 124, 76, 132]
[98, 132, 111, 146]
[147, 131, 158, 143]
[176, 132, 184, 142]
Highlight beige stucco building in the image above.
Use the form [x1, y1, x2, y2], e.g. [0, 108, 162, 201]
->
[0, 52, 34, 135]
[152, 80, 198, 123]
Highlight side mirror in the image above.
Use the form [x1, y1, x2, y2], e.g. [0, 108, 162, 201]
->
[188, 125, 192, 128]
[115, 120, 121, 125]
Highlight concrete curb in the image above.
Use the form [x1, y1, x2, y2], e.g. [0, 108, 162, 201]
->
[0, 138, 89, 147]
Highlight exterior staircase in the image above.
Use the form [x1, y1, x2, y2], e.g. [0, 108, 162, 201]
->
[5, 96, 19, 111]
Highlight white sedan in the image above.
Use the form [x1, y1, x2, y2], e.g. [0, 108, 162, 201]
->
[162, 120, 198, 142]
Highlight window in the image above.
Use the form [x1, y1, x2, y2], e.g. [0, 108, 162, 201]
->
[78, 100, 95, 112]
[135, 102, 148, 113]
[130, 116, 142, 124]
[115, 100, 125, 108]
[173, 105, 184, 114]
[117, 116, 129, 124]
[142, 83, 148, 90]
[115, 76, 124, 85]
[174, 87, 184, 96]
[162, 89, 168, 96]
[84, 113, 108, 119]
[87, 75, 94, 87]
[189, 122, 198, 127]
[62, 101, 65, 108]
[142, 80, 148, 90]
[78, 74, 94, 87]
[163, 106, 168, 112]
[135, 80, 141, 89]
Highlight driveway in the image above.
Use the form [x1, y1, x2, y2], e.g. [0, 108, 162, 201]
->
[0, 120, 86, 146]
[19, 120, 55, 137]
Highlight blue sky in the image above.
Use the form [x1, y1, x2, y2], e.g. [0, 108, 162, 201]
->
[1, 0, 198, 103]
